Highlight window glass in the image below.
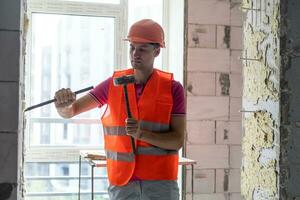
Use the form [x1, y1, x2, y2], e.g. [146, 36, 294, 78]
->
[25, 162, 109, 199]
[28, 13, 114, 147]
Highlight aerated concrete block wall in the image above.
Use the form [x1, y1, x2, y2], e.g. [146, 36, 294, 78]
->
[185, 0, 243, 199]
[0, 0, 22, 199]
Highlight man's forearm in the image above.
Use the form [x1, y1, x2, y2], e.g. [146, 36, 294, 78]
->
[138, 129, 184, 151]
[126, 116, 185, 150]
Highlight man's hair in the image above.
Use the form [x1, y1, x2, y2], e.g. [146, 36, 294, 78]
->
[150, 43, 160, 48]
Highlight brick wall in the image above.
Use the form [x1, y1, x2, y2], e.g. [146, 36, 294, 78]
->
[185, 0, 243, 199]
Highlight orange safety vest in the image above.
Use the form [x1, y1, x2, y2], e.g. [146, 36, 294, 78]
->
[101, 68, 179, 186]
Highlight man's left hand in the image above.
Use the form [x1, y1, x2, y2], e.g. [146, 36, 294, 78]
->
[125, 118, 142, 139]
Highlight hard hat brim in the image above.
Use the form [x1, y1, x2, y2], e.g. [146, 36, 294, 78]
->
[123, 36, 165, 48]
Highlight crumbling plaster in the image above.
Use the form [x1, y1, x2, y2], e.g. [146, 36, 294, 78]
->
[241, 111, 278, 199]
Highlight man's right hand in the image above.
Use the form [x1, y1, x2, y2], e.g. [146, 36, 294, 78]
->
[54, 87, 98, 119]
[54, 88, 76, 109]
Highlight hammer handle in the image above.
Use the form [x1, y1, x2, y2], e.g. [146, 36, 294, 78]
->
[123, 85, 136, 154]
[123, 85, 132, 118]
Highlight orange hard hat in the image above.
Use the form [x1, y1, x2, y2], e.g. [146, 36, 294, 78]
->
[125, 19, 165, 48]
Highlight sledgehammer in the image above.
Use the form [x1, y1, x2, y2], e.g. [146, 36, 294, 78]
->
[113, 75, 136, 154]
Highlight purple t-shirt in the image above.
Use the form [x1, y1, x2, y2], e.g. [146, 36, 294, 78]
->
[90, 77, 185, 115]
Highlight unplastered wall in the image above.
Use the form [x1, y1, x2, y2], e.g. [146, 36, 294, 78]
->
[0, 0, 22, 199]
[241, 0, 280, 199]
[280, 0, 300, 199]
[185, 0, 243, 199]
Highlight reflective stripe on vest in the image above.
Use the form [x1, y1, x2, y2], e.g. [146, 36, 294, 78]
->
[106, 150, 135, 162]
[103, 120, 170, 136]
[140, 120, 170, 132]
[137, 146, 178, 155]
[103, 126, 127, 136]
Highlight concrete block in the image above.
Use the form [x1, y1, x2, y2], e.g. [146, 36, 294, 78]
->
[229, 169, 240, 192]
[216, 121, 242, 145]
[0, 31, 20, 81]
[186, 145, 229, 169]
[186, 193, 226, 200]
[216, 169, 229, 192]
[229, 97, 242, 121]
[0, 134, 18, 183]
[230, 27, 242, 50]
[216, 169, 240, 193]
[230, 145, 242, 168]
[187, 48, 230, 72]
[188, 24, 216, 48]
[230, 3, 243, 26]
[0, 0, 20, 30]
[187, 96, 229, 121]
[217, 26, 230, 49]
[187, 72, 216, 96]
[188, 0, 230, 25]
[186, 120, 215, 145]
[186, 169, 215, 193]
[0, 82, 19, 131]
[230, 50, 242, 73]
[216, 73, 230, 96]
[230, 73, 242, 97]
[230, 193, 242, 200]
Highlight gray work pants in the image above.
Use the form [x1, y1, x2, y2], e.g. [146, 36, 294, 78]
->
[108, 180, 179, 200]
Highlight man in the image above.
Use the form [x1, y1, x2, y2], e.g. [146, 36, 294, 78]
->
[54, 19, 185, 200]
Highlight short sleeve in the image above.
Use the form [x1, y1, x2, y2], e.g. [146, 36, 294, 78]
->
[89, 77, 112, 107]
[171, 80, 185, 115]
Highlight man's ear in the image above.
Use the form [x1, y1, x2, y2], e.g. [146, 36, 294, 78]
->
[154, 47, 160, 57]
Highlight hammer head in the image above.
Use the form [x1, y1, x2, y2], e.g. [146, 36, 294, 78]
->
[113, 75, 135, 86]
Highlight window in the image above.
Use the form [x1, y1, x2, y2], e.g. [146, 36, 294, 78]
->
[25, 0, 126, 199]
[24, 0, 184, 199]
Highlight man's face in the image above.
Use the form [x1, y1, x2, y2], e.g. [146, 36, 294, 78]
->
[129, 42, 160, 70]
